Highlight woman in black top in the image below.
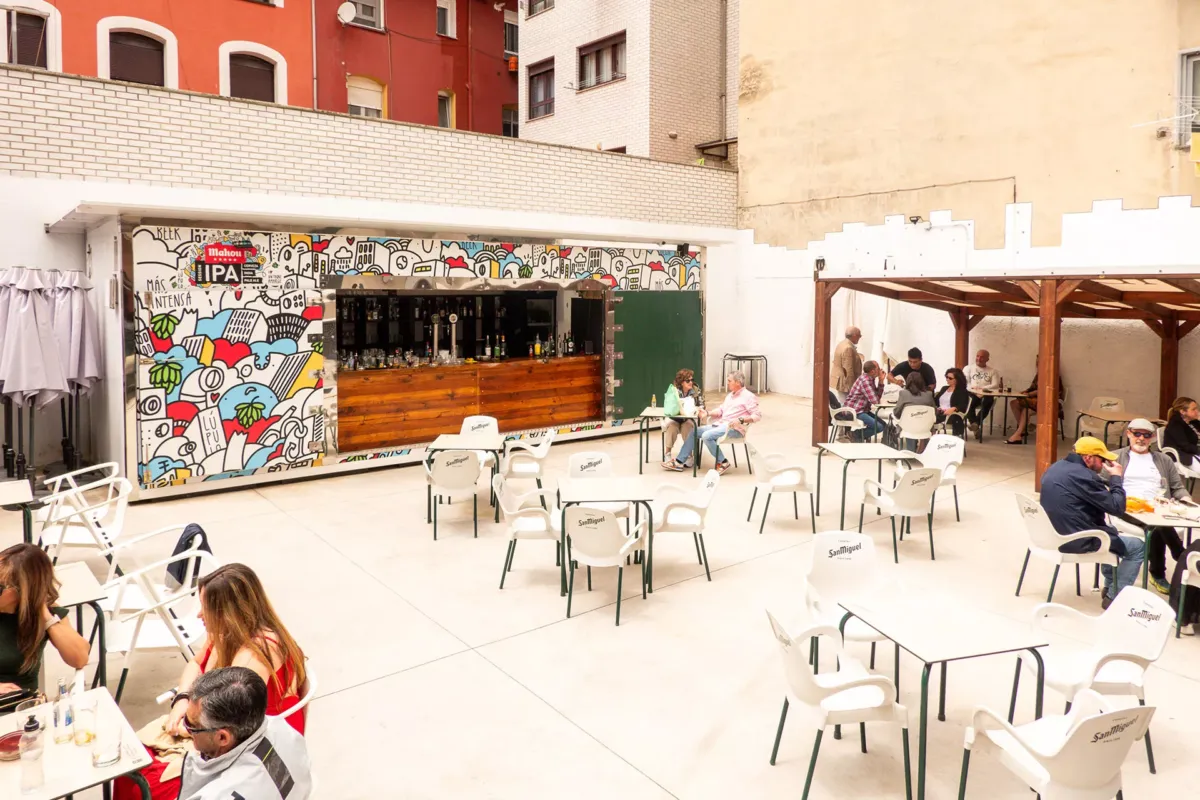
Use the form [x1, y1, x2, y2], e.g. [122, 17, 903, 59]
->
[1164, 396, 1200, 467]
[934, 368, 970, 436]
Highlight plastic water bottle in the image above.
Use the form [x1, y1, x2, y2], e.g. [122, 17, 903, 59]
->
[53, 677, 73, 744]
[19, 716, 44, 793]
[651, 394, 657, 408]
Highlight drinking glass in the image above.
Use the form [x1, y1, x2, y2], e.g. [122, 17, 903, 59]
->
[72, 695, 96, 746]
[90, 709, 122, 768]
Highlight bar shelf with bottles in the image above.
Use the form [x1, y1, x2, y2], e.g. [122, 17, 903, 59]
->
[334, 290, 605, 452]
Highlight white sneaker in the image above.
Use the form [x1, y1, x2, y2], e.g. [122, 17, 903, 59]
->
[684, 455, 694, 468]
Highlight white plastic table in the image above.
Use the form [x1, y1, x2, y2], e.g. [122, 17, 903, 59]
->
[973, 390, 1031, 439]
[0, 478, 36, 544]
[427, 432, 507, 522]
[557, 477, 658, 594]
[840, 600, 1047, 800]
[636, 407, 700, 476]
[0, 688, 152, 800]
[815, 442, 907, 529]
[53, 563, 109, 688]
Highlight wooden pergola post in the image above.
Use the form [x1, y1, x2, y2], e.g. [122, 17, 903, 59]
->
[1035, 279, 1063, 490]
[1159, 321, 1180, 420]
[812, 280, 838, 447]
[949, 309, 981, 368]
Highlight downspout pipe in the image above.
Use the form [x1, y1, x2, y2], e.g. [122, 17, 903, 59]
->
[311, 0, 319, 108]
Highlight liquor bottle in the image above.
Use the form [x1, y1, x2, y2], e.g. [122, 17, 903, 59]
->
[500, 335, 506, 358]
[652, 393, 657, 407]
[528, 342, 534, 358]
[484, 336, 492, 358]
[567, 333, 575, 355]
[53, 678, 72, 744]
[534, 335, 542, 357]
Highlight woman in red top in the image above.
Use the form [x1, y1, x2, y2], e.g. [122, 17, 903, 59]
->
[116, 563, 307, 800]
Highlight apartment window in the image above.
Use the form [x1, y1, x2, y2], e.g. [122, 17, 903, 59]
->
[228, 54, 274, 102]
[502, 105, 518, 137]
[504, 10, 518, 55]
[438, 90, 454, 128]
[528, 59, 554, 119]
[347, 75, 384, 118]
[351, 0, 382, 29]
[528, 0, 554, 17]
[109, 31, 165, 86]
[436, 0, 455, 38]
[578, 32, 625, 90]
[1183, 52, 1200, 144]
[4, 11, 46, 68]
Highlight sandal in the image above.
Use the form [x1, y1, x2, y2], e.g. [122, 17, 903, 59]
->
[715, 461, 732, 475]
[661, 460, 683, 472]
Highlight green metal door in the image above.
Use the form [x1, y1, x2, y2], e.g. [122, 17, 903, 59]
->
[612, 291, 703, 418]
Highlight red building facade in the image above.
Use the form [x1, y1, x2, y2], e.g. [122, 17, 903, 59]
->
[3, 1, 517, 134]
[315, 0, 518, 135]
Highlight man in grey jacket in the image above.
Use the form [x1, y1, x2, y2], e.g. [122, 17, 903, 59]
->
[179, 667, 312, 800]
[1110, 418, 1197, 594]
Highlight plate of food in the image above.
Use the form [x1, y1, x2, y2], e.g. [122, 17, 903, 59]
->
[0, 730, 22, 761]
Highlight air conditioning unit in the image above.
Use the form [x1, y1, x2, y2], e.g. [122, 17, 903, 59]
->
[508, 55, 518, 72]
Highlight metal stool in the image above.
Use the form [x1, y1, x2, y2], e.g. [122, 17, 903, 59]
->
[721, 353, 768, 393]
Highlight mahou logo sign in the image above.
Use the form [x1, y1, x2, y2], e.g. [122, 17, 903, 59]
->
[196, 243, 255, 285]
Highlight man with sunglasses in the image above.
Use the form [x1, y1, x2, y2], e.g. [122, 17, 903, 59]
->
[177, 666, 311, 799]
[1109, 418, 1195, 595]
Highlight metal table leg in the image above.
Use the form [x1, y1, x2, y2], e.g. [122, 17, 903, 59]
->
[22, 504, 33, 544]
[839, 459, 851, 530]
[642, 501, 656, 593]
[559, 502, 570, 596]
[1028, 647, 1044, 719]
[86, 599, 106, 688]
[938, 661, 947, 722]
[638, 417, 645, 474]
[877, 459, 883, 515]
[815, 449, 824, 515]
[692, 422, 699, 477]
[917, 661, 932, 800]
[1074, 412, 1083, 440]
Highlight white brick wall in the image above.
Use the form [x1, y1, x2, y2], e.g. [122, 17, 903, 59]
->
[0, 65, 736, 228]
[519, 0, 651, 155]
[726, 0, 739, 139]
[518, 0, 737, 167]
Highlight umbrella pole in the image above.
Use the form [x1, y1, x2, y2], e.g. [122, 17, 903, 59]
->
[26, 407, 35, 483]
[3, 398, 12, 477]
[73, 387, 82, 470]
[15, 404, 25, 480]
[60, 397, 72, 468]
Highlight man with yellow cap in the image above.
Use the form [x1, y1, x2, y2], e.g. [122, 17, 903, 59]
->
[1039, 436, 1146, 608]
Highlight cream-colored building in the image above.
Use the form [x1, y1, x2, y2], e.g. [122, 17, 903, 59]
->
[739, 0, 1200, 248]
[518, 0, 738, 166]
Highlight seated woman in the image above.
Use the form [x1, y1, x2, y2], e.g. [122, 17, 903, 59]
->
[890, 372, 936, 450]
[661, 368, 703, 469]
[115, 563, 307, 800]
[1164, 396, 1200, 468]
[0, 544, 90, 700]
[934, 368, 970, 437]
[1005, 356, 1064, 444]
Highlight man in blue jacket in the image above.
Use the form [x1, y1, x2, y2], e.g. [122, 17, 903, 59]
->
[1039, 436, 1146, 608]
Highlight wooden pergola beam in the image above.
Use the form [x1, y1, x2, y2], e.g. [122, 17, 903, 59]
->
[1160, 321, 1180, 419]
[1160, 277, 1200, 301]
[950, 308, 972, 368]
[812, 280, 835, 447]
[1077, 280, 1176, 319]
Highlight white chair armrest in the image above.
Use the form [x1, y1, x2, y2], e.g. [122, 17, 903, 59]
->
[95, 524, 189, 559]
[1086, 651, 1154, 685]
[653, 484, 691, 498]
[102, 546, 213, 592]
[509, 507, 553, 525]
[826, 674, 898, 707]
[504, 440, 540, 455]
[658, 500, 704, 524]
[1031, 602, 1100, 638]
[114, 586, 203, 623]
[512, 487, 559, 506]
[965, 706, 1058, 758]
[1055, 529, 1109, 550]
[942, 463, 960, 481]
[894, 450, 920, 461]
[863, 478, 885, 498]
[832, 408, 857, 421]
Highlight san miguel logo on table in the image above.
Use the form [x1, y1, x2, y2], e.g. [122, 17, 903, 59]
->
[194, 242, 262, 285]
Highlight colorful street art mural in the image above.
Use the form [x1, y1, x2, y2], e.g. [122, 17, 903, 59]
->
[132, 226, 701, 490]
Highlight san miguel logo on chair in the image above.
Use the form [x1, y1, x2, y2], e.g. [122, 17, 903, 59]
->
[195, 242, 257, 285]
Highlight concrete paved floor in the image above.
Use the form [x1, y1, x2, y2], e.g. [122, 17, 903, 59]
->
[10, 392, 1198, 798]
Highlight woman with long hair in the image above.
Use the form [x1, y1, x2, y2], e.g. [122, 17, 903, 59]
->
[934, 368, 971, 436]
[1164, 396, 1200, 468]
[116, 563, 307, 800]
[0, 544, 90, 695]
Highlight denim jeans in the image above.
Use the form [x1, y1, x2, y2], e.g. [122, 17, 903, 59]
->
[678, 423, 739, 465]
[1099, 532, 1146, 599]
[855, 412, 883, 441]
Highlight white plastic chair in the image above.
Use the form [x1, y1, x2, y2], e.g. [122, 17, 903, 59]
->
[1009, 587, 1173, 774]
[803, 532, 892, 671]
[746, 444, 816, 535]
[106, 549, 217, 704]
[959, 688, 1153, 800]
[567, 452, 630, 518]
[895, 405, 936, 450]
[828, 403, 866, 443]
[711, 423, 753, 473]
[858, 467, 940, 562]
[41, 462, 121, 495]
[96, 523, 221, 616]
[37, 476, 133, 565]
[493, 473, 563, 589]
[764, 611, 911, 800]
[650, 469, 720, 581]
[936, 394, 973, 445]
[1176, 549, 1200, 637]
[157, 658, 317, 722]
[563, 506, 647, 626]
[460, 415, 500, 470]
[424, 451, 484, 540]
[894, 434, 964, 521]
[499, 430, 556, 496]
[1159, 441, 1200, 493]
[1012, 494, 1116, 603]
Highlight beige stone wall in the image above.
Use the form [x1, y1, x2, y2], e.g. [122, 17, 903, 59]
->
[648, 0, 724, 165]
[0, 65, 736, 229]
[739, 0, 1200, 249]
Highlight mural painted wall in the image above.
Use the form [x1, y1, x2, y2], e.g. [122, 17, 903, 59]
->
[131, 226, 701, 489]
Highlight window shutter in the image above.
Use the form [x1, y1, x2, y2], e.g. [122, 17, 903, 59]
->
[109, 32, 165, 87]
[229, 54, 275, 102]
[10, 13, 48, 68]
[347, 79, 383, 112]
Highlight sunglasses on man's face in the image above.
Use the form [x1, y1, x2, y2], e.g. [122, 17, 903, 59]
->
[182, 714, 220, 736]
[1129, 430, 1155, 439]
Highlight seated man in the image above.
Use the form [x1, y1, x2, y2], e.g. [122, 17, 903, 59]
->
[668, 371, 760, 474]
[889, 347, 937, 392]
[1039, 437, 1145, 608]
[179, 667, 312, 800]
[1109, 418, 1194, 594]
[842, 360, 886, 442]
[963, 348, 1000, 434]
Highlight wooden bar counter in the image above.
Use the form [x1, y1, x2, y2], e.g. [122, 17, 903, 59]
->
[336, 355, 604, 451]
